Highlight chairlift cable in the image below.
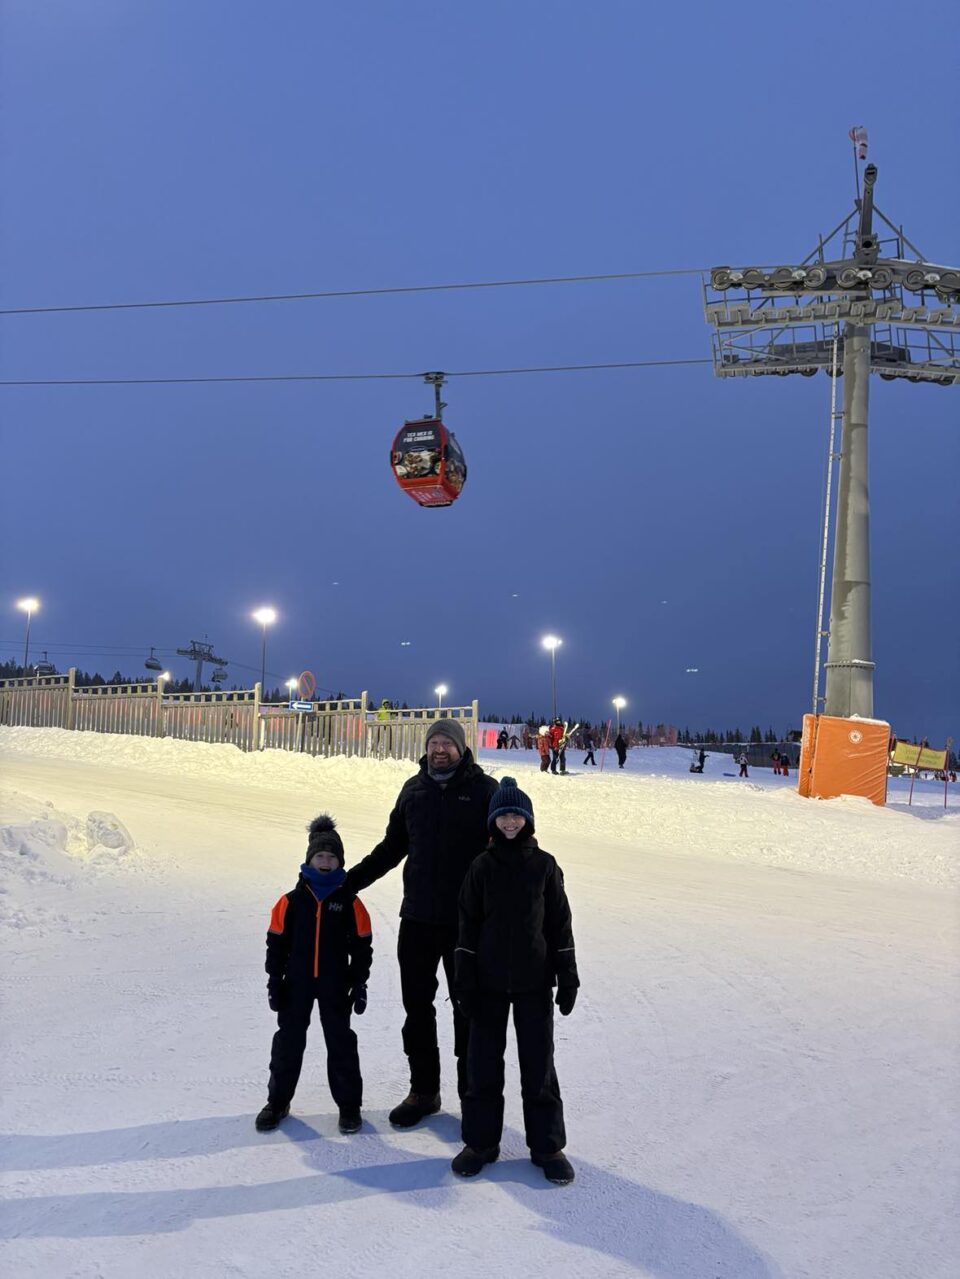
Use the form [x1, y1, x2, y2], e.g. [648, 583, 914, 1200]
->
[0, 267, 711, 317]
[0, 357, 712, 389]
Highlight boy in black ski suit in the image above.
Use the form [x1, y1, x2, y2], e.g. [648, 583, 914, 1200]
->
[256, 815, 373, 1135]
[452, 776, 579, 1184]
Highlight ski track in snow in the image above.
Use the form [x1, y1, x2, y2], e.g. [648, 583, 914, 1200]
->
[0, 726, 958, 1279]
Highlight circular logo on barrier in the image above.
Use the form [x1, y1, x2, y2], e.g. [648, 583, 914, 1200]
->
[298, 671, 317, 700]
[848, 729, 863, 744]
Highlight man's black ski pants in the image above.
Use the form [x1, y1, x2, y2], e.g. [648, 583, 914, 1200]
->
[398, 918, 469, 1097]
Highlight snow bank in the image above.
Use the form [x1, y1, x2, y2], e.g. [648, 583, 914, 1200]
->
[1, 726, 956, 888]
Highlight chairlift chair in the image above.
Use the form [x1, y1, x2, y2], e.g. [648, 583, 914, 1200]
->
[145, 647, 163, 671]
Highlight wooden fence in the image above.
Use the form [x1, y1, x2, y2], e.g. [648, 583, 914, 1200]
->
[0, 671, 478, 762]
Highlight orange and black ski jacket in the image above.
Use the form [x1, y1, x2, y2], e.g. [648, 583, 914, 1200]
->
[266, 879, 372, 993]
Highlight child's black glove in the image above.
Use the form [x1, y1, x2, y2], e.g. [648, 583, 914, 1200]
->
[268, 981, 287, 1013]
[351, 984, 367, 1015]
[555, 987, 577, 1016]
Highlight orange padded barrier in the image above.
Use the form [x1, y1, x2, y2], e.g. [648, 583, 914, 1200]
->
[798, 713, 889, 807]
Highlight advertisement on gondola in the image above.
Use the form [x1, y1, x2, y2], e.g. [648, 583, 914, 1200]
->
[393, 423, 442, 478]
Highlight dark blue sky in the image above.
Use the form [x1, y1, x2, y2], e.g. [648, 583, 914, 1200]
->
[2, 1, 957, 740]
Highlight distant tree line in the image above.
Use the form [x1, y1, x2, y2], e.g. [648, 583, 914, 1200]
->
[482, 710, 794, 746]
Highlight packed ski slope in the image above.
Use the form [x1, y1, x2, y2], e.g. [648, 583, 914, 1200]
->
[1, 726, 957, 1279]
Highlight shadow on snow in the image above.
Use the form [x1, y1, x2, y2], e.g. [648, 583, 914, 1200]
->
[0, 1114, 782, 1278]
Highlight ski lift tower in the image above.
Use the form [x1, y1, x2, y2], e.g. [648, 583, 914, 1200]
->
[703, 131, 959, 719]
[176, 638, 229, 692]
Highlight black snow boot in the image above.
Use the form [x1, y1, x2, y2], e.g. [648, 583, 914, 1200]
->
[338, 1107, 362, 1134]
[532, 1151, 575, 1184]
[255, 1101, 290, 1132]
[451, 1145, 500, 1177]
[388, 1091, 441, 1128]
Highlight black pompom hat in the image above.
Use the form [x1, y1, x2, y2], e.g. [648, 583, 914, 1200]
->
[306, 814, 345, 867]
[488, 776, 535, 833]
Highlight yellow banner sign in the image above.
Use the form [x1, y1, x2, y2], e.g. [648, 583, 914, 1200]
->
[892, 742, 947, 770]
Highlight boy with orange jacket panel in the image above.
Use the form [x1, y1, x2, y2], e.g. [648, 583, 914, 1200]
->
[256, 815, 372, 1135]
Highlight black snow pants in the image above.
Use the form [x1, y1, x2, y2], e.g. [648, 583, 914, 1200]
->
[398, 918, 469, 1098]
[583, 750, 596, 766]
[268, 988, 361, 1109]
[461, 990, 565, 1155]
[615, 749, 627, 768]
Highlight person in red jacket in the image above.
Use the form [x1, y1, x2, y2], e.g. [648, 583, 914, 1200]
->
[536, 725, 551, 772]
[548, 718, 566, 775]
[256, 815, 372, 1136]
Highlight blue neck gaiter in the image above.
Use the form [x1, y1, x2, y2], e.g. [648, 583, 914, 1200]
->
[300, 865, 346, 900]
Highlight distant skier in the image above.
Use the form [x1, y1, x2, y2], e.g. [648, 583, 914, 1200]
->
[497, 728, 509, 750]
[536, 725, 551, 772]
[690, 747, 706, 774]
[582, 730, 597, 767]
[548, 718, 566, 775]
[770, 749, 782, 775]
[509, 733, 520, 749]
[781, 754, 790, 778]
[614, 732, 628, 769]
[737, 751, 749, 778]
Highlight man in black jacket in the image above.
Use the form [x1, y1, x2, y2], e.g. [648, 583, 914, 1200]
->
[345, 717, 499, 1127]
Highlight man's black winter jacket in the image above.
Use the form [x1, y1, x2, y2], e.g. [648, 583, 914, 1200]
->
[455, 835, 579, 995]
[266, 880, 373, 993]
[345, 749, 499, 927]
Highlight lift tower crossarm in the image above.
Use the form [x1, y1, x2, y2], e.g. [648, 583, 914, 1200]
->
[175, 639, 229, 692]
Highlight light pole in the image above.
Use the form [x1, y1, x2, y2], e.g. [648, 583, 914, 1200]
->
[251, 607, 277, 693]
[541, 635, 562, 720]
[16, 597, 39, 674]
[286, 678, 298, 704]
[434, 683, 448, 710]
[612, 696, 626, 735]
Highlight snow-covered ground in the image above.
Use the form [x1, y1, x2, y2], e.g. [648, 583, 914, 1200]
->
[1, 726, 957, 1278]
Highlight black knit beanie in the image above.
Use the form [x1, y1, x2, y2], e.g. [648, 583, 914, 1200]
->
[306, 814, 345, 867]
[488, 776, 535, 833]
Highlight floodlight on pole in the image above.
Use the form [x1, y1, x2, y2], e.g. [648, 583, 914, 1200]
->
[612, 696, 627, 734]
[286, 678, 298, 701]
[541, 635, 562, 720]
[16, 597, 39, 673]
[251, 607, 278, 692]
[434, 683, 448, 709]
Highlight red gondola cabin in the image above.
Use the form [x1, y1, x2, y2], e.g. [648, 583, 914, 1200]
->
[390, 418, 467, 508]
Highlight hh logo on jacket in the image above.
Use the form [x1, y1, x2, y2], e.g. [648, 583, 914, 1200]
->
[327, 902, 343, 912]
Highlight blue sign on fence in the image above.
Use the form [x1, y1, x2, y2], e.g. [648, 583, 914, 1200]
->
[289, 700, 314, 711]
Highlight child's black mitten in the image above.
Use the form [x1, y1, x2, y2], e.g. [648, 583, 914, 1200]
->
[268, 981, 287, 1013]
[555, 987, 577, 1016]
[351, 984, 368, 1015]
